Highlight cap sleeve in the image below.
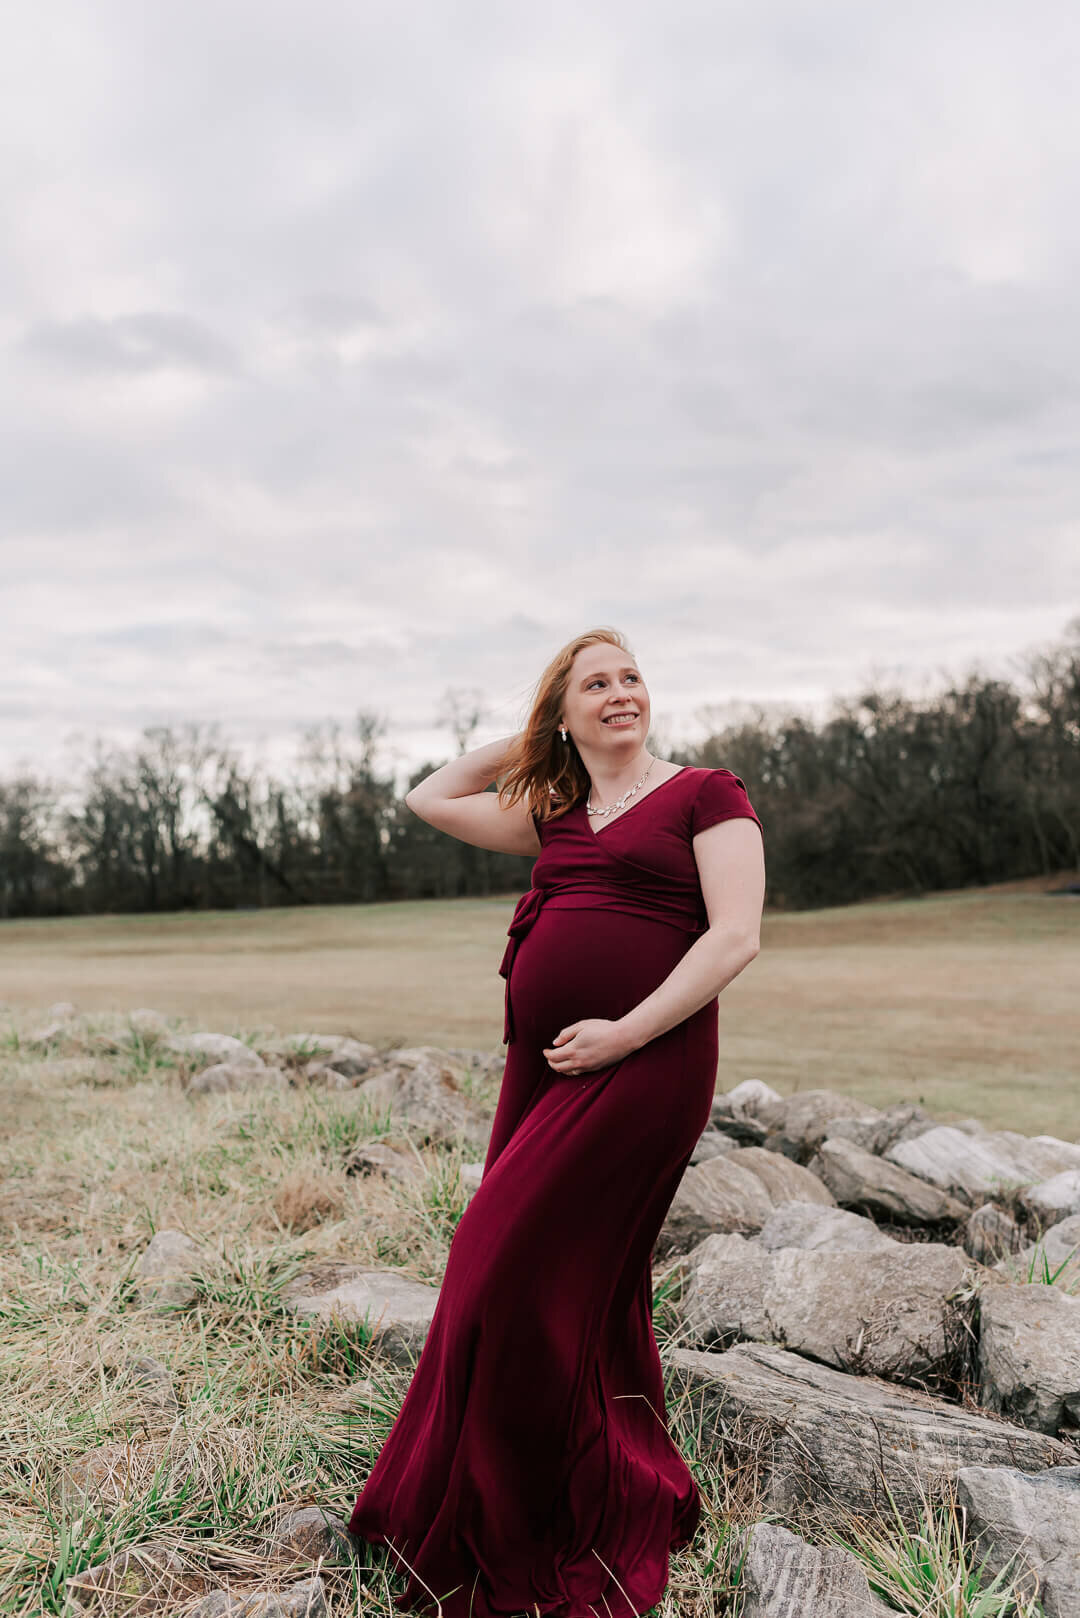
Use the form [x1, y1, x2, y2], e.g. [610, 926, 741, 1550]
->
[689, 768, 763, 838]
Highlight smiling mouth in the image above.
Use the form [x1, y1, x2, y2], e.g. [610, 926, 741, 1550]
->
[602, 713, 639, 726]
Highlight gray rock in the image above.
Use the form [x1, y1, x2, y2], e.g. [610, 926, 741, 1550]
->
[187, 1062, 289, 1095]
[60, 1439, 158, 1517]
[709, 1080, 782, 1143]
[826, 1102, 937, 1156]
[887, 1127, 1080, 1201]
[65, 1540, 190, 1614]
[169, 1032, 264, 1067]
[690, 1130, 737, 1164]
[343, 1140, 421, 1180]
[965, 1203, 1023, 1264]
[283, 1268, 438, 1364]
[1021, 1169, 1080, 1227]
[720, 1079, 783, 1116]
[997, 1212, 1080, 1291]
[956, 1465, 1080, 1618]
[738, 1522, 891, 1617]
[351, 1048, 491, 1150]
[235, 1576, 327, 1617]
[28, 1020, 73, 1046]
[187, 1595, 244, 1618]
[127, 1008, 172, 1034]
[264, 1034, 378, 1077]
[302, 1061, 352, 1090]
[980, 1282, 1080, 1435]
[680, 1232, 770, 1342]
[758, 1201, 897, 1253]
[660, 1147, 834, 1256]
[136, 1229, 204, 1308]
[815, 1137, 968, 1225]
[262, 1506, 355, 1563]
[118, 1354, 177, 1411]
[757, 1090, 882, 1163]
[665, 1342, 1076, 1521]
[680, 1238, 973, 1383]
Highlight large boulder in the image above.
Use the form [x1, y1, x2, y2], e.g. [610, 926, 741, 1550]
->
[1021, 1169, 1080, 1228]
[187, 1062, 289, 1095]
[737, 1523, 892, 1618]
[758, 1201, 897, 1253]
[263, 1033, 379, 1078]
[283, 1267, 438, 1364]
[956, 1466, 1080, 1618]
[887, 1127, 1080, 1202]
[814, 1137, 967, 1225]
[678, 1237, 974, 1384]
[825, 1103, 937, 1156]
[709, 1080, 782, 1145]
[659, 1147, 834, 1256]
[690, 1130, 737, 1164]
[350, 1048, 492, 1150]
[665, 1342, 1076, 1521]
[757, 1091, 882, 1163]
[980, 1282, 1080, 1436]
[169, 1032, 264, 1069]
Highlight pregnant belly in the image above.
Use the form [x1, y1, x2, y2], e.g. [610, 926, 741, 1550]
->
[507, 904, 696, 1047]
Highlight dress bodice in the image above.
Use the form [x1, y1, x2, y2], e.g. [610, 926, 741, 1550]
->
[497, 766, 763, 1042]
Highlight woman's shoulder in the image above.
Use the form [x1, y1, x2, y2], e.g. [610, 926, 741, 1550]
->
[682, 765, 763, 835]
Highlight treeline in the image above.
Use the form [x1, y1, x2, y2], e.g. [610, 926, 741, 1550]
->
[1, 625, 1078, 918]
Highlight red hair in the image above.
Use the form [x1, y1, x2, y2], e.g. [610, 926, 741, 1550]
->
[495, 626, 636, 826]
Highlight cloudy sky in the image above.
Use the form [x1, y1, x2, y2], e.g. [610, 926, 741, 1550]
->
[3, 1, 1078, 786]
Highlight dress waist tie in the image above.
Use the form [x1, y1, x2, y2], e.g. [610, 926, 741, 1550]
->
[497, 886, 547, 1044]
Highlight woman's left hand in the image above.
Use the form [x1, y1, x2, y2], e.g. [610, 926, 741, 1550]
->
[543, 1019, 636, 1076]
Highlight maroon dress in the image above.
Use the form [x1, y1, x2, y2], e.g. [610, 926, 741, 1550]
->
[347, 766, 764, 1618]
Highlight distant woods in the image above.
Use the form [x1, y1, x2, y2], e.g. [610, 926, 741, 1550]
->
[2, 626, 1078, 919]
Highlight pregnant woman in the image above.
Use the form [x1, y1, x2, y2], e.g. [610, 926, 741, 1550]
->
[347, 626, 766, 1618]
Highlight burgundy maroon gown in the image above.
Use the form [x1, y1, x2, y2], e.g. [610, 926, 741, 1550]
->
[347, 765, 764, 1618]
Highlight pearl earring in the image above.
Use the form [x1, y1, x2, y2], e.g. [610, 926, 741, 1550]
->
[559, 725, 567, 741]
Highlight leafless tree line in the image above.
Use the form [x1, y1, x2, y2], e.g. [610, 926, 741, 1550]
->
[1, 626, 1077, 918]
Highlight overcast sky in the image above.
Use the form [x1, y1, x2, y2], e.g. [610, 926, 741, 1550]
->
[3, 1, 1078, 787]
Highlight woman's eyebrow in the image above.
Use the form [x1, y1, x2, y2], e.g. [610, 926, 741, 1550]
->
[581, 667, 638, 683]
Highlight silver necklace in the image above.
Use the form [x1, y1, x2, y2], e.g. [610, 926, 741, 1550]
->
[587, 758, 656, 817]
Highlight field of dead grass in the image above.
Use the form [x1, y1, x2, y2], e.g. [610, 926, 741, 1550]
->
[0, 872, 1076, 1134]
[1, 870, 1068, 1617]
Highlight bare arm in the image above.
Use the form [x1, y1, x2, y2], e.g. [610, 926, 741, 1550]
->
[616, 818, 764, 1049]
[405, 734, 542, 857]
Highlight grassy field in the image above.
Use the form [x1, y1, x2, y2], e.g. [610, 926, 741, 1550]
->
[1, 872, 1076, 1134]
[1, 878, 1070, 1614]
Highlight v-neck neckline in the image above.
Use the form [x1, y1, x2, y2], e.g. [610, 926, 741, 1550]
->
[582, 766, 692, 839]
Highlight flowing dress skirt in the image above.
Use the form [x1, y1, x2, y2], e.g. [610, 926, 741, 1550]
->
[347, 904, 718, 1618]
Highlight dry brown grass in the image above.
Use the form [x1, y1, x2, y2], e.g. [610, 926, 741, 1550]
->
[1, 871, 1076, 1133]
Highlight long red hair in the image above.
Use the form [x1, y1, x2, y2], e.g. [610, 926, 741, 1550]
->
[495, 626, 636, 826]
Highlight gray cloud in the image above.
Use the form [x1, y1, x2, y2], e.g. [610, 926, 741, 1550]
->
[18, 311, 237, 376]
[1, 1, 1078, 782]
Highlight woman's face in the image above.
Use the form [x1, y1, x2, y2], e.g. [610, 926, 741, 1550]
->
[560, 644, 651, 755]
